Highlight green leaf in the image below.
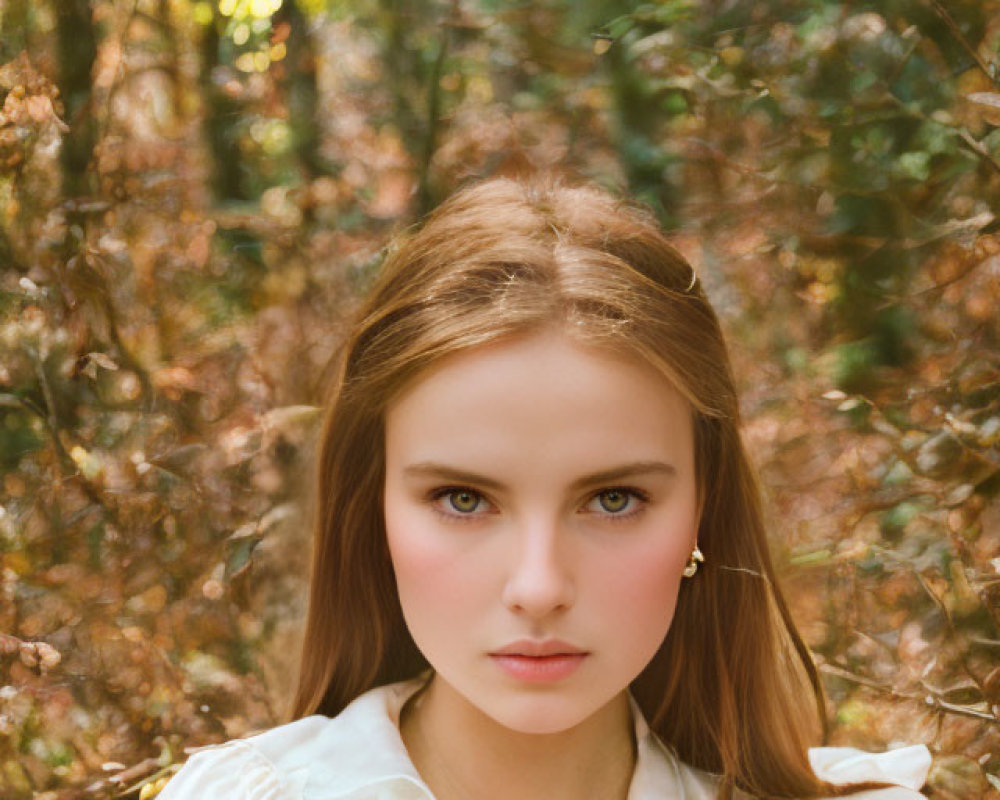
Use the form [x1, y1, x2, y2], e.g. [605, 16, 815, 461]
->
[225, 530, 263, 581]
[850, 70, 878, 94]
[602, 15, 635, 40]
[880, 502, 920, 539]
[896, 151, 930, 181]
[789, 548, 832, 566]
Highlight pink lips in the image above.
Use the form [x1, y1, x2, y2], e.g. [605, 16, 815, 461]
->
[489, 639, 589, 683]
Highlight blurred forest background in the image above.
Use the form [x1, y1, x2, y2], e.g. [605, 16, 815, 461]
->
[1, 0, 999, 797]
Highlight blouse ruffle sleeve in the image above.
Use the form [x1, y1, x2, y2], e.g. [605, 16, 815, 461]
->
[809, 745, 932, 799]
[157, 740, 306, 800]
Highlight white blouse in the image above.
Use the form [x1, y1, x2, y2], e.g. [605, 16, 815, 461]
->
[157, 677, 931, 799]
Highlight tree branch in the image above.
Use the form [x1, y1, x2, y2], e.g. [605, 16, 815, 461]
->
[820, 662, 998, 722]
[927, 0, 998, 85]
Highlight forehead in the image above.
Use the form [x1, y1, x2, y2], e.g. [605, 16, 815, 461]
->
[383, 329, 694, 471]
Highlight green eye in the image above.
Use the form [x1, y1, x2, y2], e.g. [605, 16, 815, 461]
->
[598, 489, 630, 513]
[448, 491, 481, 513]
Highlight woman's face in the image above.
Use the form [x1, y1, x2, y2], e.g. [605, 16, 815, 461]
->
[383, 328, 700, 735]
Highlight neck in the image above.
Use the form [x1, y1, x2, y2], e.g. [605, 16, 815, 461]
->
[400, 676, 637, 800]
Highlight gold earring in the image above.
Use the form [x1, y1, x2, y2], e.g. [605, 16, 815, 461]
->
[682, 546, 704, 578]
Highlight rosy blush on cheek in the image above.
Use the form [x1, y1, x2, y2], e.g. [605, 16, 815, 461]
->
[593, 520, 692, 590]
[385, 507, 494, 620]
[600, 547, 687, 634]
[394, 544, 489, 608]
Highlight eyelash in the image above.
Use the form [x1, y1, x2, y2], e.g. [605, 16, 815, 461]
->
[426, 486, 651, 523]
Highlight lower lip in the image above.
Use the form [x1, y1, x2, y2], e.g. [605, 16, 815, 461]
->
[489, 653, 588, 682]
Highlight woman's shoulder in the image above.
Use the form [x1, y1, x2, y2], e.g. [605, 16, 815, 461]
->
[156, 715, 330, 800]
[667, 744, 932, 800]
[157, 679, 432, 800]
[807, 745, 933, 798]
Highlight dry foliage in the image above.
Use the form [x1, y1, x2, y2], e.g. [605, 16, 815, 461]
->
[1, 0, 998, 797]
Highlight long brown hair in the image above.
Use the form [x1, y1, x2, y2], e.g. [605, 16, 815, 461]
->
[289, 175, 892, 798]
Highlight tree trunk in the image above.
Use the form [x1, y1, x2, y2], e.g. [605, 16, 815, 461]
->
[200, 6, 250, 202]
[159, 0, 185, 124]
[273, 0, 326, 182]
[55, 0, 98, 197]
[0, 0, 31, 61]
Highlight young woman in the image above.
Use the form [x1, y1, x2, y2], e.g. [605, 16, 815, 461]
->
[159, 176, 931, 799]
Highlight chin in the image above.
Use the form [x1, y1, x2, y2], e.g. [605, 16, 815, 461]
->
[479, 692, 608, 736]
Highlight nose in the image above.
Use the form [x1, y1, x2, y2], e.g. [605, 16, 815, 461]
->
[500, 519, 575, 618]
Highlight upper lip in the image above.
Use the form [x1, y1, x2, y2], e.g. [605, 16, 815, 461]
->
[490, 639, 588, 657]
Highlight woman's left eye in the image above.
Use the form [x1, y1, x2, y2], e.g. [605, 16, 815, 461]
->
[585, 488, 648, 517]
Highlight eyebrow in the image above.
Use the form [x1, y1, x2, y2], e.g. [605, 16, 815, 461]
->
[401, 460, 677, 492]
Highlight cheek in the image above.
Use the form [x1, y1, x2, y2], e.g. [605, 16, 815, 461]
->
[384, 501, 488, 616]
[601, 542, 688, 615]
[588, 532, 692, 656]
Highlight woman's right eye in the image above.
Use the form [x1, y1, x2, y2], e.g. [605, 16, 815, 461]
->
[430, 488, 489, 517]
